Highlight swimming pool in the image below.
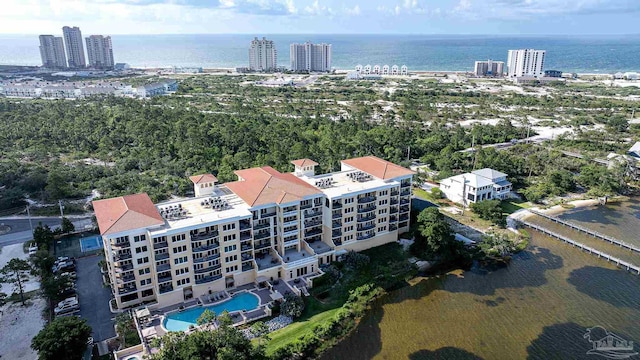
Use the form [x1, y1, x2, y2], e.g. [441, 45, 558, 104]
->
[79, 235, 103, 253]
[163, 292, 260, 332]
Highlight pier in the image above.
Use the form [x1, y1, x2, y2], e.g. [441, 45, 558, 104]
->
[528, 209, 640, 254]
[515, 217, 640, 275]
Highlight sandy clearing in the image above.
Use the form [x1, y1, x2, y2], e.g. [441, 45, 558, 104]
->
[0, 243, 40, 295]
[0, 296, 46, 360]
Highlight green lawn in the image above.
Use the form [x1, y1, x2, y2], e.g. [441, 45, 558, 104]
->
[262, 308, 340, 355]
[499, 199, 532, 215]
[413, 188, 431, 200]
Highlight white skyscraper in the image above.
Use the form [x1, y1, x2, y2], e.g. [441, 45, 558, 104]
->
[290, 42, 332, 73]
[39, 35, 67, 69]
[86, 35, 114, 69]
[62, 26, 86, 68]
[248, 37, 277, 72]
[507, 49, 546, 78]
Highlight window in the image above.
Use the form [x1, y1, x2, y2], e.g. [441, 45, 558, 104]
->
[378, 190, 388, 196]
[225, 255, 238, 262]
[225, 265, 238, 273]
[134, 235, 147, 242]
[140, 279, 152, 286]
[172, 245, 187, 254]
[137, 257, 149, 265]
[175, 268, 189, 276]
[378, 199, 388, 206]
[138, 268, 150, 275]
[177, 278, 190, 286]
[345, 216, 354, 223]
[171, 234, 186, 242]
[224, 245, 237, 252]
[223, 234, 237, 242]
[344, 225, 354, 232]
[223, 223, 236, 231]
[378, 208, 387, 215]
[344, 234, 353, 242]
[378, 217, 387, 224]
[174, 256, 188, 265]
[344, 197, 354, 204]
[135, 246, 148, 254]
[115, 236, 130, 243]
[377, 226, 387, 232]
[345, 207, 354, 214]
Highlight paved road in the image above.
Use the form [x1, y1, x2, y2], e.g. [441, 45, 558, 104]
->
[0, 216, 93, 246]
[76, 255, 116, 342]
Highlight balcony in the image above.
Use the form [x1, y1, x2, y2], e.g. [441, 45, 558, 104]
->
[357, 214, 376, 223]
[332, 229, 342, 237]
[241, 243, 252, 252]
[400, 206, 410, 213]
[390, 198, 399, 205]
[115, 263, 134, 272]
[240, 232, 252, 241]
[254, 242, 271, 250]
[242, 262, 254, 272]
[154, 241, 168, 249]
[304, 209, 322, 218]
[401, 182, 411, 188]
[156, 263, 170, 272]
[332, 220, 341, 228]
[390, 207, 399, 214]
[253, 222, 270, 230]
[193, 242, 220, 253]
[195, 274, 222, 285]
[283, 219, 298, 228]
[193, 253, 220, 263]
[158, 274, 172, 283]
[332, 212, 342, 219]
[239, 220, 251, 230]
[390, 215, 398, 222]
[305, 228, 322, 237]
[333, 238, 342, 246]
[113, 253, 132, 262]
[191, 231, 219, 242]
[300, 203, 312, 210]
[400, 198, 411, 205]
[400, 214, 409, 221]
[357, 223, 375, 232]
[304, 219, 322, 227]
[400, 189, 411, 196]
[195, 264, 221, 274]
[357, 233, 375, 241]
[118, 286, 137, 295]
[254, 231, 271, 240]
[241, 253, 253, 261]
[357, 196, 376, 204]
[261, 211, 277, 218]
[116, 274, 135, 284]
[332, 202, 343, 209]
[154, 252, 169, 261]
[111, 240, 130, 249]
[159, 285, 174, 294]
[357, 205, 376, 214]
[390, 190, 399, 196]
[390, 224, 398, 231]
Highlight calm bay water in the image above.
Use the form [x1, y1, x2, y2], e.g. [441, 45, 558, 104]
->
[322, 200, 640, 360]
[1, 34, 640, 73]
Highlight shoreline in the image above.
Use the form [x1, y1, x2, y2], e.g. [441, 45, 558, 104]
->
[535, 198, 602, 217]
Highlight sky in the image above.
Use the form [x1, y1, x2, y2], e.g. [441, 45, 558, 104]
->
[1, 0, 639, 35]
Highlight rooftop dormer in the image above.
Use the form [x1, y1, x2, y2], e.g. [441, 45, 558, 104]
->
[189, 173, 218, 197]
[291, 158, 319, 177]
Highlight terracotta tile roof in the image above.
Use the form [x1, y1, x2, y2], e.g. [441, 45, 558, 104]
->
[189, 173, 218, 184]
[226, 166, 322, 207]
[341, 156, 415, 180]
[92, 193, 164, 235]
[291, 158, 319, 167]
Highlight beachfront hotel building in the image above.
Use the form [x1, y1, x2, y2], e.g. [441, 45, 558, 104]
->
[249, 37, 277, 72]
[85, 35, 114, 70]
[62, 26, 86, 68]
[290, 42, 332, 72]
[507, 49, 546, 78]
[39, 35, 67, 69]
[94, 156, 414, 310]
[474, 59, 504, 77]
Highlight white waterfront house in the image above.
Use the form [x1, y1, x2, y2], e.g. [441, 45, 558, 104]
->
[440, 168, 512, 206]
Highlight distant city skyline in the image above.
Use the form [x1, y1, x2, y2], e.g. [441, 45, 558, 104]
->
[1, 0, 639, 35]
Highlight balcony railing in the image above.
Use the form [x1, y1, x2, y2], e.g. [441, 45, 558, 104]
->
[400, 189, 411, 196]
[240, 232, 252, 241]
[191, 231, 219, 242]
[154, 252, 169, 261]
[300, 203, 312, 210]
[154, 241, 168, 249]
[241, 253, 253, 261]
[332, 202, 343, 209]
[357, 205, 376, 214]
[401, 182, 411, 188]
[261, 211, 277, 218]
[357, 223, 375, 232]
[400, 198, 410, 205]
[390, 207, 399, 214]
[357, 196, 376, 204]
[195, 264, 221, 274]
[390, 216, 398, 222]
[332, 229, 342, 237]
[114, 253, 132, 262]
[111, 240, 130, 248]
[332, 220, 341, 228]
[390, 198, 399, 205]
[400, 214, 409, 221]
[156, 263, 170, 272]
[304, 219, 322, 227]
[332, 212, 342, 219]
[193, 253, 220, 264]
[239, 221, 251, 230]
[254, 231, 271, 240]
[305, 228, 322, 237]
[195, 274, 222, 285]
[400, 206, 410, 213]
[357, 214, 376, 223]
[390, 190, 399, 196]
[254, 241, 271, 250]
[117, 274, 135, 284]
[118, 286, 137, 295]
[357, 233, 375, 241]
[193, 242, 220, 253]
[159, 285, 174, 294]
[253, 222, 270, 230]
[304, 209, 322, 218]
[242, 262, 254, 272]
[390, 224, 398, 231]
[116, 263, 134, 272]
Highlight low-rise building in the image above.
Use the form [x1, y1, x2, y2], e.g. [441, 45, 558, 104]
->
[95, 156, 414, 310]
[136, 80, 178, 97]
[440, 168, 512, 206]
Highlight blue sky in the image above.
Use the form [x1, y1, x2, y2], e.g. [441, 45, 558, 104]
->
[1, 0, 639, 35]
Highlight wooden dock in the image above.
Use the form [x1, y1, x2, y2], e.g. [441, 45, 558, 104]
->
[528, 209, 640, 254]
[516, 217, 640, 275]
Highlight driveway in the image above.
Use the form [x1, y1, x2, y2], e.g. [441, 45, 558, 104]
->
[76, 255, 116, 342]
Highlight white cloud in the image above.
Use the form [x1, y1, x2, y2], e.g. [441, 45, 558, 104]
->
[345, 4, 360, 16]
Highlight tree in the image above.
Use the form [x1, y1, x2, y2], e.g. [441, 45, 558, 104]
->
[31, 316, 92, 360]
[33, 223, 55, 251]
[0, 258, 32, 305]
[250, 321, 270, 347]
[41, 274, 73, 304]
[410, 207, 463, 262]
[196, 308, 216, 329]
[478, 233, 517, 259]
[470, 200, 505, 227]
[281, 292, 305, 318]
[61, 217, 75, 234]
[30, 249, 55, 278]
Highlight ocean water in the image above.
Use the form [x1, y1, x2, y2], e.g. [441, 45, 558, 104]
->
[1, 34, 639, 73]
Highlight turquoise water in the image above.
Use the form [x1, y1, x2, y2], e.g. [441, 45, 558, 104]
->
[79, 235, 103, 253]
[163, 292, 260, 332]
[1, 34, 640, 72]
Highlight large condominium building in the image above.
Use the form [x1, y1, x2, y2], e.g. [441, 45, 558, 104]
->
[85, 35, 114, 69]
[39, 35, 67, 69]
[249, 37, 277, 72]
[290, 42, 332, 73]
[94, 156, 414, 310]
[507, 49, 546, 78]
[63, 26, 86, 68]
[474, 59, 504, 77]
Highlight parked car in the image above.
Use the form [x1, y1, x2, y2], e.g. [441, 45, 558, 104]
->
[53, 261, 76, 274]
[58, 271, 77, 280]
[54, 301, 79, 315]
[28, 244, 38, 256]
[58, 286, 77, 298]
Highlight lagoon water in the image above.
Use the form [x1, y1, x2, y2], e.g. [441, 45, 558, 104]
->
[322, 200, 640, 360]
[1, 34, 640, 73]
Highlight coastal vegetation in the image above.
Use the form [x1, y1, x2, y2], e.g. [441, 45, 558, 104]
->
[31, 316, 92, 360]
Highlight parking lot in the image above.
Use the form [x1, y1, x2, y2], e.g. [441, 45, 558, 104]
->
[75, 255, 116, 341]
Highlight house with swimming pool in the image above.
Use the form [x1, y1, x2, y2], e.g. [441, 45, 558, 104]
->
[94, 155, 414, 312]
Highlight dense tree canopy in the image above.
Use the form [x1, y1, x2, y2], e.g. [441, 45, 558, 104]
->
[31, 316, 92, 360]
